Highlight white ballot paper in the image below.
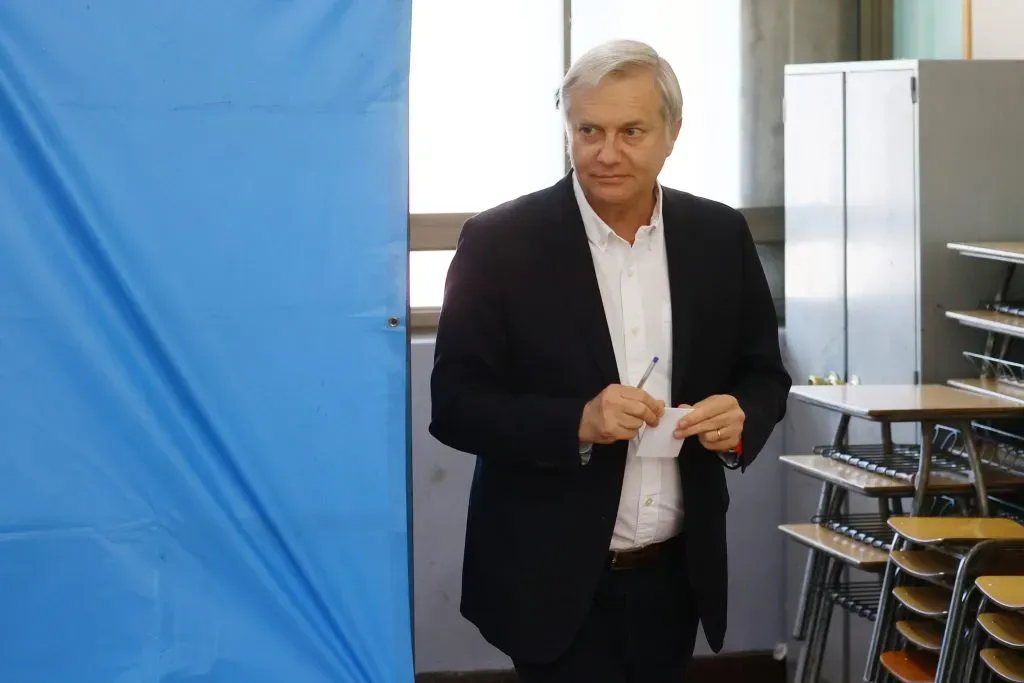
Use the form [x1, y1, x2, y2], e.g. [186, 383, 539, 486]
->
[635, 407, 692, 458]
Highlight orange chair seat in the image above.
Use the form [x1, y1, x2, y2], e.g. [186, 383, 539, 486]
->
[879, 650, 937, 683]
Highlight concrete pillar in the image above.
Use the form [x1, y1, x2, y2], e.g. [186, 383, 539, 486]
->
[739, 0, 858, 211]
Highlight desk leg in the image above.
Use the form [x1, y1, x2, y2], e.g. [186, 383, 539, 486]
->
[956, 420, 990, 517]
[806, 558, 842, 683]
[913, 421, 934, 515]
[793, 415, 851, 640]
[792, 560, 818, 683]
[793, 483, 834, 640]
[879, 422, 894, 520]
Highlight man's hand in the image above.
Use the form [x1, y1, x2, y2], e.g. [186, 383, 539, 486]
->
[674, 394, 744, 452]
[578, 385, 665, 445]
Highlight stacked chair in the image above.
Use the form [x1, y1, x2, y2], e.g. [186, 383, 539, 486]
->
[867, 515, 1024, 682]
[781, 240, 1024, 682]
[782, 383, 1024, 683]
[971, 575, 1024, 681]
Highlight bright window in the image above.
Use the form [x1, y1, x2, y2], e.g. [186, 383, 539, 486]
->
[409, 249, 456, 309]
[409, 0, 566, 214]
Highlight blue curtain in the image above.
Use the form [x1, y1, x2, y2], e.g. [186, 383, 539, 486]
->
[0, 2, 413, 681]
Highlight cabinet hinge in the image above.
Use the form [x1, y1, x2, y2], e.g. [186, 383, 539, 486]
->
[910, 76, 918, 104]
[782, 96, 786, 124]
[913, 370, 920, 385]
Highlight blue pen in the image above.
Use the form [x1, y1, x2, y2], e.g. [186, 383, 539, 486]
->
[633, 356, 660, 443]
[636, 356, 659, 390]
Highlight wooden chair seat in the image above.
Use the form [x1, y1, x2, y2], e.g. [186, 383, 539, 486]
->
[979, 613, 1024, 649]
[892, 550, 958, 580]
[888, 517, 1024, 545]
[977, 576, 1024, 611]
[879, 650, 938, 683]
[981, 648, 1024, 683]
[895, 620, 944, 651]
[893, 586, 952, 618]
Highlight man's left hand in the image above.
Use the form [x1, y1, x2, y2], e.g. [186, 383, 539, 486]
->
[673, 395, 744, 452]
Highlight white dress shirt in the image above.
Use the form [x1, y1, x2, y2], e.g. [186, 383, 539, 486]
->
[572, 175, 684, 551]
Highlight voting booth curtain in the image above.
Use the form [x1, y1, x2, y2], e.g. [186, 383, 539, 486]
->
[0, 2, 413, 681]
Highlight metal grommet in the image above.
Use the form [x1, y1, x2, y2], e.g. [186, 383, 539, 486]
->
[387, 316, 400, 328]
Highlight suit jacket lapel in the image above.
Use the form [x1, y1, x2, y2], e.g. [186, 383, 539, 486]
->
[554, 174, 620, 386]
[662, 190, 697, 406]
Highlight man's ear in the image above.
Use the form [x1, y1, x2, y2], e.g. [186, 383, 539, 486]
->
[666, 117, 682, 155]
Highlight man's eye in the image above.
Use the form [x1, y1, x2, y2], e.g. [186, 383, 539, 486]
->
[624, 128, 641, 137]
[579, 126, 595, 136]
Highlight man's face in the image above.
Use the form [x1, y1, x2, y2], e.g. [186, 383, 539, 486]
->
[566, 69, 680, 208]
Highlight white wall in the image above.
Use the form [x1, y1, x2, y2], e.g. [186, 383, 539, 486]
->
[972, 0, 1024, 59]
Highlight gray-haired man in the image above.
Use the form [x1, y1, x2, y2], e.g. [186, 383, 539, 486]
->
[429, 40, 790, 682]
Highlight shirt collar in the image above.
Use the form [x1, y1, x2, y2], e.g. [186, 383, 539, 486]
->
[571, 172, 664, 250]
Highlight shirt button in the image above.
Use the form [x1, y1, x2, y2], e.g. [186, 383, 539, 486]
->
[627, 266, 635, 277]
[631, 326, 639, 336]
[645, 497, 654, 507]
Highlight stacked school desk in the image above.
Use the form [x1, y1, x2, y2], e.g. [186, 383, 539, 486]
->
[782, 242, 1024, 682]
[781, 384, 1024, 682]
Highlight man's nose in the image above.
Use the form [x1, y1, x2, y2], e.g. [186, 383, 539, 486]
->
[596, 136, 622, 164]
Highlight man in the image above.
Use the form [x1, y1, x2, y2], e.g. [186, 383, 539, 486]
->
[429, 39, 791, 682]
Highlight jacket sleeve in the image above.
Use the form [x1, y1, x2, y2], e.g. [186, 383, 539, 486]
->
[727, 213, 792, 470]
[428, 217, 589, 469]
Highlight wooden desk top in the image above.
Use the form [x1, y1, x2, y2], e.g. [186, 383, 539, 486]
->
[948, 377, 1024, 405]
[781, 455, 916, 495]
[788, 384, 1024, 421]
[778, 523, 889, 570]
[948, 241, 1024, 265]
[781, 454, 1024, 493]
[947, 310, 1024, 340]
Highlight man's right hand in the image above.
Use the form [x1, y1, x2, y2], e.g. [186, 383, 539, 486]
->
[578, 385, 665, 445]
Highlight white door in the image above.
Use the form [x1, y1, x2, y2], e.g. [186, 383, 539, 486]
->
[844, 69, 919, 388]
[783, 71, 849, 453]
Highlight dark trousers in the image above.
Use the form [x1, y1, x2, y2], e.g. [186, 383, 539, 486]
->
[513, 536, 699, 683]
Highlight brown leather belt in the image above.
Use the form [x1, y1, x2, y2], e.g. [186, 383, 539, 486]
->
[608, 534, 682, 570]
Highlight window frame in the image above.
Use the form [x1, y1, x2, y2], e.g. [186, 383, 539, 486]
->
[408, 207, 784, 332]
[408, 213, 471, 331]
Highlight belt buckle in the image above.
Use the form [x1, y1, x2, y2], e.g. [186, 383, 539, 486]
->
[610, 550, 624, 570]
[610, 548, 640, 570]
